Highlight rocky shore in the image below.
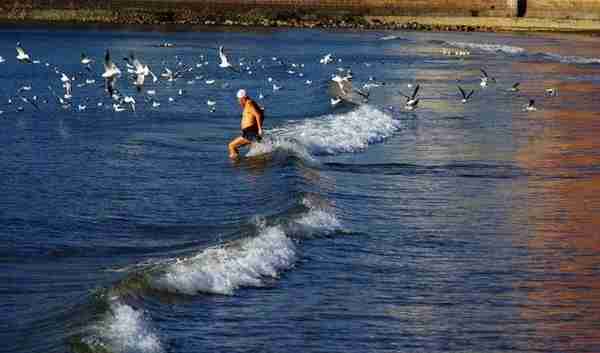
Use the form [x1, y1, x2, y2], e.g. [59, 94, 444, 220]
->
[2, 7, 600, 33]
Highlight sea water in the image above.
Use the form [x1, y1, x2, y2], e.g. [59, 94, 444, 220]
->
[3, 25, 600, 353]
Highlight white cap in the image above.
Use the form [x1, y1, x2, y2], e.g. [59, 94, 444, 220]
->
[236, 89, 247, 99]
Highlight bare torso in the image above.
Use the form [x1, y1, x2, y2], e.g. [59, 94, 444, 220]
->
[241, 100, 263, 130]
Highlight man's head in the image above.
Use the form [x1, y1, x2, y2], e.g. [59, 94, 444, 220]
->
[237, 89, 248, 106]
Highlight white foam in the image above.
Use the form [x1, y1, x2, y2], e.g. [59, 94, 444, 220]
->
[542, 52, 600, 64]
[293, 197, 341, 236]
[89, 302, 163, 353]
[448, 41, 525, 55]
[150, 198, 340, 296]
[254, 105, 399, 157]
[153, 225, 297, 295]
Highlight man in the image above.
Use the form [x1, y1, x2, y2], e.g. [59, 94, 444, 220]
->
[228, 89, 264, 159]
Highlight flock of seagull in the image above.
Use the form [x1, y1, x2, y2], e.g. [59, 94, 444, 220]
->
[4, 40, 558, 117]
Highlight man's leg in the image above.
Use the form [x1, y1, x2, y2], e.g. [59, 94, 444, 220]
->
[228, 136, 251, 159]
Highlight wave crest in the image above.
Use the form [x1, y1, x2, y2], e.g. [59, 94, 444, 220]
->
[447, 41, 525, 55]
[83, 301, 163, 353]
[248, 105, 399, 158]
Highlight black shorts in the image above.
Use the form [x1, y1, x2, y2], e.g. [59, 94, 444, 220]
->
[242, 127, 262, 142]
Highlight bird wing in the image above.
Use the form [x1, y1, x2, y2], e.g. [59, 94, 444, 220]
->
[135, 73, 146, 86]
[149, 70, 158, 83]
[16, 44, 26, 57]
[218, 46, 228, 66]
[466, 90, 474, 100]
[458, 86, 466, 99]
[131, 54, 143, 71]
[411, 84, 420, 100]
[104, 50, 112, 72]
[480, 69, 489, 78]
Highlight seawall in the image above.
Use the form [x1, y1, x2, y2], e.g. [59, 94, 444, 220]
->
[2, 0, 600, 31]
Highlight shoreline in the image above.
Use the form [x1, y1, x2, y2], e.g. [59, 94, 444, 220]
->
[2, 9, 600, 34]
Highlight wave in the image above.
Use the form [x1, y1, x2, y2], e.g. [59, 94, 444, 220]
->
[446, 41, 600, 65]
[150, 197, 340, 296]
[446, 41, 525, 55]
[81, 301, 163, 353]
[247, 105, 400, 158]
[151, 224, 297, 295]
[539, 52, 600, 65]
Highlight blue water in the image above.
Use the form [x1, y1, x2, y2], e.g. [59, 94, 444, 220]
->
[3, 24, 600, 353]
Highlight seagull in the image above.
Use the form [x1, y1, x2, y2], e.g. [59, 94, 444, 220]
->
[205, 79, 215, 85]
[480, 69, 495, 88]
[48, 86, 71, 109]
[218, 46, 239, 73]
[320, 53, 334, 64]
[81, 53, 93, 65]
[63, 79, 72, 99]
[78, 104, 87, 111]
[545, 88, 558, 97]
[331, 74, 351, 96]
[123, 96, 136, 111]
[401, 84, 420, 110]
[525, 99, 537, 111]
[20, 96, 40, 111]
[58, 72, 73, 99]
[152, 100, 161, 108]
[113, 103, 125, 112]
[272, 83, 282, 91]
[305, 80, 312, 85]
[18, 85, 32, 93]
[331, 97, 342, 106]
[0, 56, 5, 63]
[458, 86, 474, 103]
[16, 42, 32, 63]
[510, 82, 520, 92]
[102, 50, 121, 96]
[129, 53, 157, 91]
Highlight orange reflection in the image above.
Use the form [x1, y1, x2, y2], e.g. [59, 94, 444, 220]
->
[513, 60, 600, 351]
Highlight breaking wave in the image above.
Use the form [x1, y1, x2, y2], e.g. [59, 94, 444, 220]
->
[247, 105, 400, 158]
[150, 197, 340, 296]
[540, 52, 600, 65]
[82, 301, 163, 353]
[447, 41, 526, 55]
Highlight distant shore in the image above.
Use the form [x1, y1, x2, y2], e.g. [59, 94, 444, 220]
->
[3, 8, 600, 34]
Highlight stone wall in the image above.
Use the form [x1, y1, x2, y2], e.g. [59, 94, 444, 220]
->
[4, 0, 600, 21]
[525, 0, 600, 20]
[110, 0, 518, 17]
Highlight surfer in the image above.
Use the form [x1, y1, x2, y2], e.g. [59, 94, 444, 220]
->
[228, 89, 264, 159]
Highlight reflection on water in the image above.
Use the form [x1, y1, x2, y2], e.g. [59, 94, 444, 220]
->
[513, 59, 600, 352]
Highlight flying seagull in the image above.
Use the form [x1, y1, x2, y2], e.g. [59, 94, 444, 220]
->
[16, 42, 32, 63]
[218, 46, 239, 73]
[129, 53, 157, 91]
[102, 49, 121, 96]
[458, 86, 474, 103]
[400, 84, 420, 110]
[480, 69, 495, 88]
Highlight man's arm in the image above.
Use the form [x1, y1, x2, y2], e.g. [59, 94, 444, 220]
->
[251, 102, 264, 135]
